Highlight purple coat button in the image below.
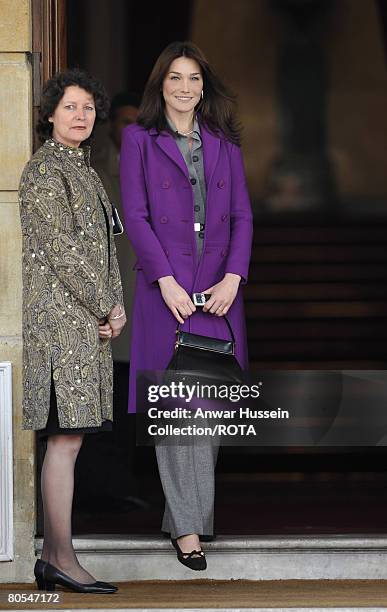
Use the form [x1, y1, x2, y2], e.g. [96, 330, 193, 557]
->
[217, 179, 225, 188]
[221, 214, 228, 221]
[160, 216, 168, 224]
[162, 180, 170, 189]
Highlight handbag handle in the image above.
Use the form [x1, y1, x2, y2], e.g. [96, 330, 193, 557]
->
[176, 312, 235, 344]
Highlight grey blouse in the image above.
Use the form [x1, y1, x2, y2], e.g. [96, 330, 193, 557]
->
[166, 116, 206, 257]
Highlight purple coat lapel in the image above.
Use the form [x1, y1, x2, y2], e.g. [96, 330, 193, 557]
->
[150, 123, 221, 190]
[152, 130, 188, 178]
[200, 123, 220, 190]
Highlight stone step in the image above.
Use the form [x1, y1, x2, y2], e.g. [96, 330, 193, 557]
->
[8, 608, 383, 612]
[2, 607, 384, 611]
[35, 535, 387, 581]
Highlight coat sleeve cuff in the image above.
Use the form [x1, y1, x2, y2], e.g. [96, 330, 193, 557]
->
[143, 261, 175, 285]
[225, 264, 249, 285]
[98, 294, 117, 318]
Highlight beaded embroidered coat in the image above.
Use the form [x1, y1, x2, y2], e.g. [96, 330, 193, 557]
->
[18, 139, 123, 430]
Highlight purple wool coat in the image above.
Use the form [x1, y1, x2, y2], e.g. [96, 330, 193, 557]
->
[120, 121, 253, 412]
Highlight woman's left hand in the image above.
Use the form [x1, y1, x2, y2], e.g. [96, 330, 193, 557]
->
[202, 273, 241, 316]
[99, 319, 113, 340]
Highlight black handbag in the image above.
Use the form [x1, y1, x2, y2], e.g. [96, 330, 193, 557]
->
[165, 314, 244, 387]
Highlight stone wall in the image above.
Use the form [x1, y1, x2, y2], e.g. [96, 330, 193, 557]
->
[0, 0, 35, 583]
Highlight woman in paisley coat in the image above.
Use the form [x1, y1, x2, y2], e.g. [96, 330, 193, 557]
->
[18, 69, 126, 593]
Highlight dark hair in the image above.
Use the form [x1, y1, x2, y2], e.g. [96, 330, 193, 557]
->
[109, 91, 142, 120]
[137, 41, 241, 145]
[37, 68, 110, 143]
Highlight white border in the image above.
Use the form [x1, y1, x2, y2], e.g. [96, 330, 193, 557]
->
[0, 362, 14, 561]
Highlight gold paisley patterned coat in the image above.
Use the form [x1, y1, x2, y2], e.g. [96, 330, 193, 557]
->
[18, 138, 123, 430]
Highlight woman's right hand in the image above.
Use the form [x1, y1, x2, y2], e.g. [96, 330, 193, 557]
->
[107, 304, 127, 338]
[158, 275, 196, 324]
[99, 319, 113, 340]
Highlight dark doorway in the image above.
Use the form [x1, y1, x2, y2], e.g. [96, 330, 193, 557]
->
[37, 0, 387, 538]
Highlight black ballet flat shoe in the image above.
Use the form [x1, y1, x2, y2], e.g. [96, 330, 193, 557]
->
[35, 560, 118, 593]
[171, 538, 207, 571]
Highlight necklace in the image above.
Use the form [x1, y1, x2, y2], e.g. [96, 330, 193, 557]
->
[175, 114, 195, 137]
[176, 128, 194, 137]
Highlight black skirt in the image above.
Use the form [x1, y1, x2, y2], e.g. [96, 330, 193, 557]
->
[37, 376, 113, 439]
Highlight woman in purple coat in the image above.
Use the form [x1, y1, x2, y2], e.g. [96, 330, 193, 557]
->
[120, 41, 253, 570]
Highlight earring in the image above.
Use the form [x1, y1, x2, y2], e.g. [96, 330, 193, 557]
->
[201, 90, 204, 100]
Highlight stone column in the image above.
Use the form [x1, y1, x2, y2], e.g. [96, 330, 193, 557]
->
[0, 0, 35, 583]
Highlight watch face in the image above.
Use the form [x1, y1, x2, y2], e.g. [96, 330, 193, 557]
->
[193, 293, 205, 305]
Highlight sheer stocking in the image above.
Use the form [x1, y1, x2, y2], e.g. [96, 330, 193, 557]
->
[40, 434, 96, 584]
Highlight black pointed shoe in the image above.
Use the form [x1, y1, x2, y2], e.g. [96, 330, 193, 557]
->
[171, 538, 207, 571]
[35, 560, 118, 593]
[34, 559, 49, 590]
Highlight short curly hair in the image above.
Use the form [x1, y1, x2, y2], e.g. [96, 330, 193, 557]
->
[37, 68, 110, 143]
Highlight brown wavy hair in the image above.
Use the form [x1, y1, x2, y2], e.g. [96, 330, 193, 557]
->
[37, 68, 110, 143]
[137, 41, 241, 145]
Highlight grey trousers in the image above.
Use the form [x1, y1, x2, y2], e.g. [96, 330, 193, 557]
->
[155, 436, 219, 539]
